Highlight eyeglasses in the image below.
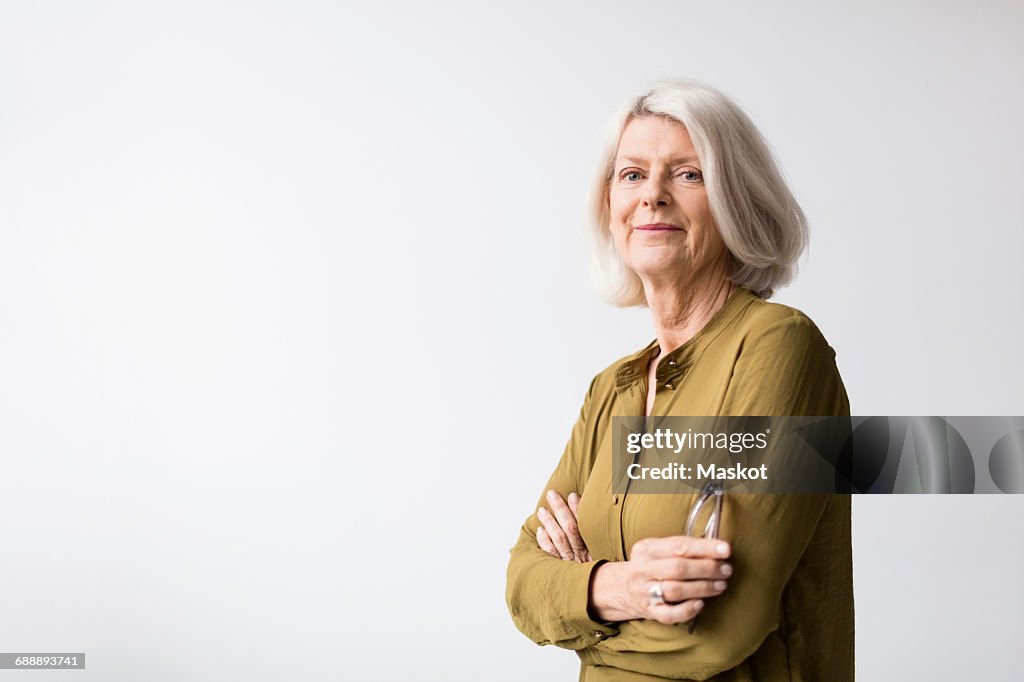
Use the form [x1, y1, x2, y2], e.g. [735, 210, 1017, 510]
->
[685, 480, 724, 538]
[685, 481, 724, 633]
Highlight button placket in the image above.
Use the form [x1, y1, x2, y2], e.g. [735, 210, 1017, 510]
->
[610, 371, 646, 562]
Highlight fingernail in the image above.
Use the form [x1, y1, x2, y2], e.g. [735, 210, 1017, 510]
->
[716, 542, 729, 556]
[547, 490, 557, 500]
[721, 563, 733, 577]
[693, 600, 704, 610]
[537, 508, 547, 516]
[714, 580, 727, 590]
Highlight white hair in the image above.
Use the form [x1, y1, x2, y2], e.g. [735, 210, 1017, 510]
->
[587, 79, 808, 304]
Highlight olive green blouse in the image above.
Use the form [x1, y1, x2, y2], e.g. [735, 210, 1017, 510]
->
[505, 287, 853, 681]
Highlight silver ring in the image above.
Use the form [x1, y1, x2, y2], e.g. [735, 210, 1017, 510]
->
[648, 580, 665, 606]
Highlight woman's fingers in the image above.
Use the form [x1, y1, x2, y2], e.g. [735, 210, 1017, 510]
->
[659, 578, 728, 603]
[609, 545, 732, 622]
[537, 507, 575, 560]
[536, 526, 559, 558]
[533, 490, 591, 562]
[545, 490, 589, 558]
[636, 576, 724, 625]
[631, 535, 731, 562]
[645, 598, 706, 626]
[647, 556, 733, 582]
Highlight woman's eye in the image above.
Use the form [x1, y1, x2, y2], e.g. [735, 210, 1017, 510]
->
[621, 171, 643, 182]
[678, 169, 703, 183]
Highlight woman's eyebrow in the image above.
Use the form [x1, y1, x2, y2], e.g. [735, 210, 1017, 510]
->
[615, 155, 701, 166]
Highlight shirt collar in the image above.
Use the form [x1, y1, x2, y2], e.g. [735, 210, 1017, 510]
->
[614, 287, 756, 388]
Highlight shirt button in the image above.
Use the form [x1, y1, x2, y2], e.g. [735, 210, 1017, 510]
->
[594, 630, 604, 638]
[665, 382, 675, 390]
[612, 494, 619, 505]
[668, 359, 677, 366]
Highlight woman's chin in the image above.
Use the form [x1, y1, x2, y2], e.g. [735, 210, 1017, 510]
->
[626, 256, 691, 282]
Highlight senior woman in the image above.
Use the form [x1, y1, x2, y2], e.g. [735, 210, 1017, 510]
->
[505, 80, 853, 682]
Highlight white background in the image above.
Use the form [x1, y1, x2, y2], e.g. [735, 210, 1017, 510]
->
[1, 1, 1022, 680]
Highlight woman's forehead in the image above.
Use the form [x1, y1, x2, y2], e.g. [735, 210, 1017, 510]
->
[616, 117, 699, 165]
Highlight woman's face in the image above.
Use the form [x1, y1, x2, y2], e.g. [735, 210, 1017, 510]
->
[608, 115, 729, 286]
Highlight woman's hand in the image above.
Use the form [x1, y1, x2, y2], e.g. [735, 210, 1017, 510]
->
[535, 489, 591, 563]
[589, 536, 732, 625]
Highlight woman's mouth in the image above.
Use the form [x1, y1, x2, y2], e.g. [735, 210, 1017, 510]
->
[635, 223, 684, 232]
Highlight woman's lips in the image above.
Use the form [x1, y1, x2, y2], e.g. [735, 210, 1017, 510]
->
[635, 223, 684, 231]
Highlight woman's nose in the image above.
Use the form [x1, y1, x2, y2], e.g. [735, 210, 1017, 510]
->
[641, 177, 672, 208]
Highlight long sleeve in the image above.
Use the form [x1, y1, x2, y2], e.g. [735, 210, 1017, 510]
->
[505, 377, 620, 650]
[701, 314, 851, 673]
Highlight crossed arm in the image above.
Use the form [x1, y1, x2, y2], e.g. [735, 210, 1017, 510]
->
[535, 488, 732, 626]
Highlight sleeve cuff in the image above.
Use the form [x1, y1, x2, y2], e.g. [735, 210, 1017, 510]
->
[560, 559, 619, 645]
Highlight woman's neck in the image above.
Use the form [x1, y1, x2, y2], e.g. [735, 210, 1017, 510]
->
[644, 276, 736, 358]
